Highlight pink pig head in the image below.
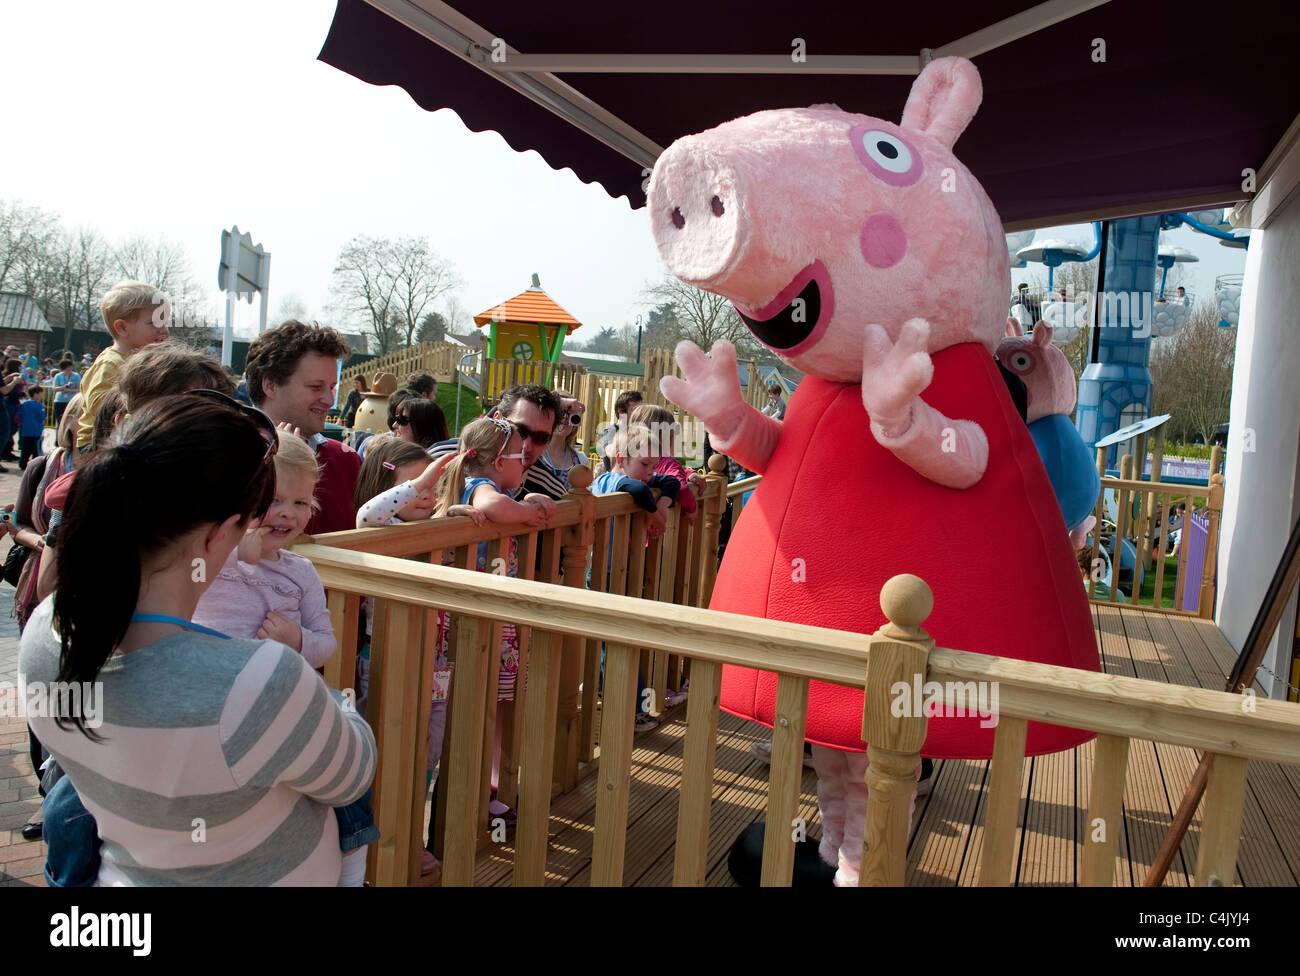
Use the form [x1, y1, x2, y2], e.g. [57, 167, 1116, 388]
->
[648, 56, 1009, 383]
[997, 320, 1077, 424]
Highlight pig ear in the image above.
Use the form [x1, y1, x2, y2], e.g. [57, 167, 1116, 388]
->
[899, 57, 982, 149]
[1004, 317, 1022, 338]
[1034, 322, 1055, 347]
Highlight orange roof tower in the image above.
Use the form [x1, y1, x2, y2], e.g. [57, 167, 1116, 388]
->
[474, 273, 581, 364]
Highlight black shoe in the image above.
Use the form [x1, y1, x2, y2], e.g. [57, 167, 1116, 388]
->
[727, 822, 835, 887]
[21, 820, 43, 841]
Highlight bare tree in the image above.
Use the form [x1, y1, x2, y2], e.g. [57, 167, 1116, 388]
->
[330, 236, 402, 355]
[331, 236, 461, 354]
[0, 200, 60, 294]
[274, 293, 309, 324]
[1150, 304, 1235, 445]
[643, 276, 754, 353]
[391, 237, 461, 348]
[113, 236, 192, 293]
[441, 295, 470, 338]
[46, 227, 113, 351]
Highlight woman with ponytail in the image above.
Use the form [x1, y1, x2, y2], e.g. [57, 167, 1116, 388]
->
[18, 392, 376, 886]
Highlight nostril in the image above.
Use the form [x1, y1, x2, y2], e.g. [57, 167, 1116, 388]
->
[671, 207, 685, 229]
[711, 195, 725, 217]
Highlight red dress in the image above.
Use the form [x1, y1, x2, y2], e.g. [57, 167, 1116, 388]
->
[713, 342, 1099, 759]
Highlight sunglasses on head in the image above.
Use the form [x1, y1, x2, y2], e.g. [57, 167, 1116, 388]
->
[393, 413, 410, 426]
[182, 388, 279, 469]
[486, 416, 528, 461]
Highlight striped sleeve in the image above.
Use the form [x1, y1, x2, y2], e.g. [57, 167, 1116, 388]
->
[220, 641, 375, 807]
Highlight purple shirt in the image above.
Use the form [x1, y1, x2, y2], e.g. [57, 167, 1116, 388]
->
[193, 549, 336, 668]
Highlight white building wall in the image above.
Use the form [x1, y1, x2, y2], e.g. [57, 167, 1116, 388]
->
[1217, 188, 1300, 699]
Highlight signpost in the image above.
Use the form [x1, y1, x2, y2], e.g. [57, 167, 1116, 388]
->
[217, 226, 271, 367]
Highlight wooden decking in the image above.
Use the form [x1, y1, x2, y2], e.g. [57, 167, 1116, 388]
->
[467, 606, 1300, 886]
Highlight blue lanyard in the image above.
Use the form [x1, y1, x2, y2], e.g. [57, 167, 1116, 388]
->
[130, 614, 231, 640]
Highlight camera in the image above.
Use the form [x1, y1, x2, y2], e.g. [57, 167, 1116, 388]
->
[568, 413, 581, 426]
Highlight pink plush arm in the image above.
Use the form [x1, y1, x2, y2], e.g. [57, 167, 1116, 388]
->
[709, 408, 782, 476]
[862, 319, 988, 490]
[660, 339, 782, 474]
[870, 405, 988, 490]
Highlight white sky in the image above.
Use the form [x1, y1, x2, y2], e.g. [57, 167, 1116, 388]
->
[1, 0, 1246, 341]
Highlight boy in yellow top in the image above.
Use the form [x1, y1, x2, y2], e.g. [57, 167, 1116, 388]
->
[77, 281, 170, 449]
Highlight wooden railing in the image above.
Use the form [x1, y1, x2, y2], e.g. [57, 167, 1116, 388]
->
[1084, 450, 1225, 617]
[297, 462, 728, 883]
[336, 341, 466, 409]
[293, 534, 1300, 886]
[480, 358, 587, 403]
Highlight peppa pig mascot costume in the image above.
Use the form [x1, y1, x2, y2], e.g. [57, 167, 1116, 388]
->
[649, 57, 1100, 885]
[997, 320, 1100, 549]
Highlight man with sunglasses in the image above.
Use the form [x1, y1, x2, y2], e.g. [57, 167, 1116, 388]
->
[244, 321, 361, 535]
[429, 383, 563, 514]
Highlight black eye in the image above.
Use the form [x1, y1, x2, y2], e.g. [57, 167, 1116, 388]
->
[711, 195, 725, 217]
[671, 207, 685, 229]
[877, 141, 898, 160]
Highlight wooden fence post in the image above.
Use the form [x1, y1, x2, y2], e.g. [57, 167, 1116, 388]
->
[580, 372, 601, 455]
[554, 467, 595, 791]
[698, 455, 728, 608]
[1199, 474, 1225, 619]
[861, 574, 933, 887]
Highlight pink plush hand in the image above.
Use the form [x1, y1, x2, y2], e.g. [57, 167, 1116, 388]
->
[861, 319, 934, 436]
[660, 340, 749, 444]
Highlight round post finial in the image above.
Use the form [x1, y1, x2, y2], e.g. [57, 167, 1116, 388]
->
[707, 454, 728, 474]
[568, 465, 593, 491]
[879, 574, 933, 630]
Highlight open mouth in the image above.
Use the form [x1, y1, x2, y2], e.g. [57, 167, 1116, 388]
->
[732, 261, 834, 355]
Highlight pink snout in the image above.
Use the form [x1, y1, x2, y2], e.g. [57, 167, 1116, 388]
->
[648, 141, 744, 290]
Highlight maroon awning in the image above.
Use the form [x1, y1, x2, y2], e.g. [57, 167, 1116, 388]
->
[318, 0, 1299, 226]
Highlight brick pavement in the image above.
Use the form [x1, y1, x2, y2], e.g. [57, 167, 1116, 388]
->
[0, 457, 50, 887]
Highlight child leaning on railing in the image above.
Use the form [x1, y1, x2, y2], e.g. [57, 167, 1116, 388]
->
[353, 437, 484, 880]
[432, 417, 552, 828]
[592, 423, 681, 732]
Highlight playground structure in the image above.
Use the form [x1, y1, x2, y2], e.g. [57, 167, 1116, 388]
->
[474, 273, 581, 397]
[293, 454, 1299, 886]
[1008, 208, 1248, 471]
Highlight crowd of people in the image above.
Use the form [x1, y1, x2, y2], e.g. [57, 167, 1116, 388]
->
[10, 278, 715, 887]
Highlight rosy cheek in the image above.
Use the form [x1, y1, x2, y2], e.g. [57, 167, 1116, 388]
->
[860, 214, 907, 269]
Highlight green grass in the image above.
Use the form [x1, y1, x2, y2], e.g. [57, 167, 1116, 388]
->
[438, 381, 484, 437]
[1136, 552, 1182, 609]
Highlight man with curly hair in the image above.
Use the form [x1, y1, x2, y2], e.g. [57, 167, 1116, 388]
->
[244, 320, 360, 534]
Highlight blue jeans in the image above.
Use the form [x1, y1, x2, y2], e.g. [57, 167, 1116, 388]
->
[43, 775, 101, 887]
[334, 789, 379, 852]
[0, 406, 12, 459]
[598, 644, 649, 717]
